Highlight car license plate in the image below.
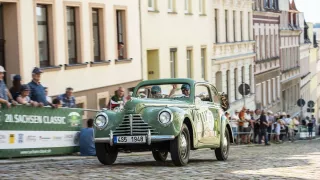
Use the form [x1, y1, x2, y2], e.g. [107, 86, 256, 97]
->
[114, 136, 146, 144]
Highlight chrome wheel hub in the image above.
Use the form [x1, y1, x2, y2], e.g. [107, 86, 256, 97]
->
[180, 133, 188, 159]
[222, 134, 229, 156]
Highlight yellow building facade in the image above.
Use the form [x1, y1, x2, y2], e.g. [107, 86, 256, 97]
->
[0, 0, 143, 113]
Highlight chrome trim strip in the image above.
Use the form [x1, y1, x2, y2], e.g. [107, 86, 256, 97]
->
[147, 129, 151, 145]
[94, 138, 110, 143]
[110, 130, 113, 146]
[143, 104, 195, 108]
[151, 135, 175, 142]
[129, 114, 133, 135]
[94, 135, 175, 144]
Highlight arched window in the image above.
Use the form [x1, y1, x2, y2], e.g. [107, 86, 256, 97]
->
[215, 71, 222, 92]
[234, 68, 238, 99]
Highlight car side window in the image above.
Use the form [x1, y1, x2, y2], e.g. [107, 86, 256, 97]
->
[195, 85, 212, 102]
[210, 85, 221, 104]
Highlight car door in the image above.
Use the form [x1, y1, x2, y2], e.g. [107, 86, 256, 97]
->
[194, 84, 216, 146]
[209, 84, 223, 144]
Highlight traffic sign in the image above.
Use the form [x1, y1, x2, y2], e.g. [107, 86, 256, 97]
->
[238, 83, 250, 96]
[307, 101, 315, 108]
[307, 108, 315, 113]
[297, 99, 306, 107]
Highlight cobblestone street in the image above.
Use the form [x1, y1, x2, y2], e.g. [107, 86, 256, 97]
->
[1, 139, 320, 180]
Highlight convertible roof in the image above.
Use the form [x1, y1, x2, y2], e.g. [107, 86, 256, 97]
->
[136, 78, 207, 87]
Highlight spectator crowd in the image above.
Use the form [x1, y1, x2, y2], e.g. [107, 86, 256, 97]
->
[227, 107, 317, 145]
[0, 66, 126, 110]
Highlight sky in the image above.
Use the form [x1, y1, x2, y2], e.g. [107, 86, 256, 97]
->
[295, 0, 320, 24]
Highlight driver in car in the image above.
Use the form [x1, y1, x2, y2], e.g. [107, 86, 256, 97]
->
[169, 84, 190, 98]
[181, 84, 190, 97]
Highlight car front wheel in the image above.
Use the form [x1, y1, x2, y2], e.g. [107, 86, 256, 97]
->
[152, 150, 168, 162]
[170, 124, 190, 166]
[215, 127, 230, 161]
[96, 143, 118, 165]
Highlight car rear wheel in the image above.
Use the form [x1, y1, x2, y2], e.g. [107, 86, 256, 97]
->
[152, 150, 168, 162]
[170, 124, 190, 166]
[96, 143, 118, 165]
[215, 127, 230, 161]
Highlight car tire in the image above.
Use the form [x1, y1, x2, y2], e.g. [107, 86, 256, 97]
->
[96, 143, 118, 165]
[170, 124, 190, 166]
[215, 127, 230, 161]
[152, 150, 168, 162]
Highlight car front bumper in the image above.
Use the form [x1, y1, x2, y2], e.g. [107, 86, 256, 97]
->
[94, 130, 175, 146]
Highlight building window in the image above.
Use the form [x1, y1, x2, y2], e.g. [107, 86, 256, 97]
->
[201, 48, 206, 79]
[214, 9, 218, 43]
[148, 0, 156, 11]
[233, 11, 236, 42]
[234, 68, 238, 99]
[241, 66, 245, 83]
[249, 65, 252, 91]
[92, 8, 101, 62]
[260, 35, 264, 60]
[226, 70, 230, 97]
[266, 35, 269, 58]
[240, 11, 243, 41]
[37, 5, 50, 67]
[186, 49, 192, 78]
[116, 10, 127, 60]
[75, 96, 87, 119]
[66, 7, 78, 64]
[225, 10, 228, 42]
[199, 0, 205, 14]
[170, 48, 177, 78]
[168, 0, 174, 12]
[248, 12, 251, 40]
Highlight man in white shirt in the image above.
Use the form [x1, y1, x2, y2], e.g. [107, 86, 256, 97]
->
[285, 114, 293, 141]
[267, 111, 274, 141]
[231, 111, 240, 144]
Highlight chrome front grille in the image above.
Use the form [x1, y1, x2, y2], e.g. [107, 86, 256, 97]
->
[113, 114, 159, 136]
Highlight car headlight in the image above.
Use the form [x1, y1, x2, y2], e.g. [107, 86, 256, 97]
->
[158, 109, 173, 126]
[94, 112, 108, 130]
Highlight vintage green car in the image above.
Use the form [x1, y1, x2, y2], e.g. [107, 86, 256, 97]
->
[94, 78, 233, 166]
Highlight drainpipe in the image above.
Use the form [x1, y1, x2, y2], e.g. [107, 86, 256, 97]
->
[138, 0, 144, 81]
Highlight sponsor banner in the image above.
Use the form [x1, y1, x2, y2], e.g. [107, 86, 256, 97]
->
[0, 105, 83, 131]
[0, 131, 80, 150]
[0, 147, 79, 158]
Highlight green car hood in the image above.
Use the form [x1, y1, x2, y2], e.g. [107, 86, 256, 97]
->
[124, 98, 193, 114]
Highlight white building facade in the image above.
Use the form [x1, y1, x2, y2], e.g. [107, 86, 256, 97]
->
[299, 13, 312, 117]
[253, 0, 281, 113]
[141, 0, 213, 82]
[279, 0, 301, 116]
[212, 0, 255, 113]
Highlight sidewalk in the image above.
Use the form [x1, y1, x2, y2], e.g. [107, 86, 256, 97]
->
[0, 152, 151, 165]
[1, 137, 319, 165]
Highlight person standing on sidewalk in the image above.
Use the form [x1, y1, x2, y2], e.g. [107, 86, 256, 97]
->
[253, 109, 261, 143]
[267, 111, 274, 142]
[307, 119, 314, 140]
[259, 110, 270, 146]
[0, 66, 17, 108]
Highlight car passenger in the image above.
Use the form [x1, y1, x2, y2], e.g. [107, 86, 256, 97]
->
[150, 85, 163, 98]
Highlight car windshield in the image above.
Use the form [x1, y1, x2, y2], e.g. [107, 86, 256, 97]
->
[134, 83, 191, 100]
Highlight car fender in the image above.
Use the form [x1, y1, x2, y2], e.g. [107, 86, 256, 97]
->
[219, 114, 227, 146]
[169, 107, 193, 137]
